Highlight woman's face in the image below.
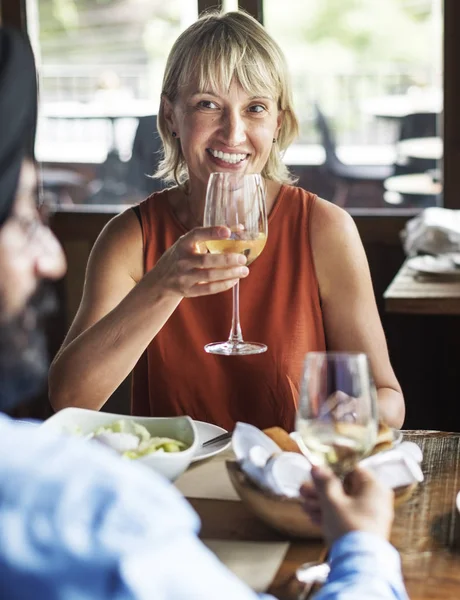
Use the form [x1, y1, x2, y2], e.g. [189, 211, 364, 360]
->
[164, 78, 282, 194]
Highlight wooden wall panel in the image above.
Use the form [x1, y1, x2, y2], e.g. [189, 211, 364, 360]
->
[443, 0, 460, 209]
[0, 0, 26, 28]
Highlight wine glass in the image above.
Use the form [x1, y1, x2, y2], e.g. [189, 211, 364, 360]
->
[295, 352, 378, 476]
[203, 172, 268, 355]
[295, 352, 378, 588]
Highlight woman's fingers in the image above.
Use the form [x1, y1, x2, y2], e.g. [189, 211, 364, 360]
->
[181, 251, 247, 270]
[187, 278, 240, 298]
[183, 225, 231, 250]
[176, 263, 248, 290]
[155, 226, 252, 298]
[192, 265, 249, 283]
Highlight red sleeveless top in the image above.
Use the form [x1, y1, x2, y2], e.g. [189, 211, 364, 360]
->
[131, 185, 326, 431]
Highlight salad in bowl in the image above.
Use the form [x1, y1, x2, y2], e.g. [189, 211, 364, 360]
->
[41, 408, 198, 481]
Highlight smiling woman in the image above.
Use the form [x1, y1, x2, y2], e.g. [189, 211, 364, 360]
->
[49, 10, 405, 431]
[157, 9, 299, 195]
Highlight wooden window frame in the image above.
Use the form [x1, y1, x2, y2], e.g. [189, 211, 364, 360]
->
[238, 0, 263, 21]
[0, 0, 26, 28]
[198, 0, 223, 12]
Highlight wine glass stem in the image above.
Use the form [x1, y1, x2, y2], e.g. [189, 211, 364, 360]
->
[228, 280, 243, 344]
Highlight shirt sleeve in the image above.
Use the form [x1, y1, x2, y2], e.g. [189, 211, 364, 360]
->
[313, 532, 409, 600]
[0, 418, 275, 600]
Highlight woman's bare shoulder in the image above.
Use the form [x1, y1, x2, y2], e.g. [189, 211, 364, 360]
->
[310, 196, 356, 240]
[310, 197, 367, 297]
[90, 206, 144, 283]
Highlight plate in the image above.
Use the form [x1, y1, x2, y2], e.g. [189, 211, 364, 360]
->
[192, 420, 231, 462]
[407, 254, 460, 276]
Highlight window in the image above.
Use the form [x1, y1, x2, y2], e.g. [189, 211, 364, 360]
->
[30, 1, 198, 172]
[19, 0, 447, 211]
[262, 0, 443, 210]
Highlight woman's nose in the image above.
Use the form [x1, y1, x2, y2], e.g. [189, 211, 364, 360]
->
[221, 111, 247, 147]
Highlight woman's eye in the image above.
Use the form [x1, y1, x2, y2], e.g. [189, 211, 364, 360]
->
[198, 100, 218, 109]
[248, 104, 266, 114]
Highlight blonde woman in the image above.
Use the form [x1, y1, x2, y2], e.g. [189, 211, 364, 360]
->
[49, 11, 404, 430]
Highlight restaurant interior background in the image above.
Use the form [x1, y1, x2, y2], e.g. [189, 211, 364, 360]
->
[1, 0, 460, 431]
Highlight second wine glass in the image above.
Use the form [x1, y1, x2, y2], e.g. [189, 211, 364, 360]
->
[203, 172, 268, 355]
[295, 352, 378, 476]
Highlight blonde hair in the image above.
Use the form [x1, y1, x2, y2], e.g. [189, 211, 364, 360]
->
[155, 10, 299, 187]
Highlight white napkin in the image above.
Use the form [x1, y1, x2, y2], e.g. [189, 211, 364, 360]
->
[402, 207, 460, 256]
[232, 422, 423, 498]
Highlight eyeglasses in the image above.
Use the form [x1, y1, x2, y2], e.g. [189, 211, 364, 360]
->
[8, 202, 54, 250]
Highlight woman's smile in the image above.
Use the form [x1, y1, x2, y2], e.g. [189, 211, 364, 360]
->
[206, 148, 249, 168]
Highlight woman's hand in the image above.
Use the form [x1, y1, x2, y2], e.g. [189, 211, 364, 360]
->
[148, 225, 249, 299]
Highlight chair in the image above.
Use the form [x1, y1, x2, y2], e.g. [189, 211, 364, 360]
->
[86, 115, 163, 204]
[314, 103, 393, 207]
[385, 112, 440, 207]
[398, 111, 438, 141]
[394, 112, 438, 174]
[125, 115, 164, 196]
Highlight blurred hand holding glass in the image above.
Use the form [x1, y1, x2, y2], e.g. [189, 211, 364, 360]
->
[296, 352, 378, 476]
[204, 172, 268, 356]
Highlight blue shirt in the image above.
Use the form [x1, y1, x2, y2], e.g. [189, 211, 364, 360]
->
[0, 416, 408, 600]
[315, 533, 409, 599]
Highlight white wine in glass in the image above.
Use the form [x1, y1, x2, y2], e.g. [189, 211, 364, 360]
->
[203, 172, 268, 355]
[295, 352, 378, 476]
[205, 234, 267, 265]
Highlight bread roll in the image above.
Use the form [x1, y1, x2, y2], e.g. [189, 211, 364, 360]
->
[370, 421, 394, 455]
[263, 427, 302, 454]
[263, 422, 394, 457]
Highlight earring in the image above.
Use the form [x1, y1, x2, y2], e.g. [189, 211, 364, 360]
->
[273, 138, 276, 143]
[172, 131, 177, 138]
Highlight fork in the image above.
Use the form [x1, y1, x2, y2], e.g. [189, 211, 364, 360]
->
[201, 431, 233, 448]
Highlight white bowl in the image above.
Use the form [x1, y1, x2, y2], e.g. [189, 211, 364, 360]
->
[41, 407, 198, 481]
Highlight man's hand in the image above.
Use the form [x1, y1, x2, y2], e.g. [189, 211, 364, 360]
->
[300, 465, 394, 545]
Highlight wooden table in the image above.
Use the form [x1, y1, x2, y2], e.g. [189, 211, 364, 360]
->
[183, 432, 460, 599]
[390, 431, 460, 600]
[384, 260, 460, 314]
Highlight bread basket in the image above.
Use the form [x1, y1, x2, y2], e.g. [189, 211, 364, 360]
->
[226, 460, 417, 539]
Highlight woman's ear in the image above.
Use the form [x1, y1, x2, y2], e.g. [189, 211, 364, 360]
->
[161, 94, 177, 135]
[275, 109, 284, 139]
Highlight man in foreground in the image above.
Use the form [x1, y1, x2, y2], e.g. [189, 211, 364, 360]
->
[0, 26, 408, 599]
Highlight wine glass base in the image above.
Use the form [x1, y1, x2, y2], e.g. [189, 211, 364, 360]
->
[204, 341, 267, 356]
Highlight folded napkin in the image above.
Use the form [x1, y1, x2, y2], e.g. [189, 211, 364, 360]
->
[232, 422, 423, 498]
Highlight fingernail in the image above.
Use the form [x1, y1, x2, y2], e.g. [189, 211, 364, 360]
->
[237, 255, 247, 265]
[218, 227, 230, 238]
[240, 267, 249, 276]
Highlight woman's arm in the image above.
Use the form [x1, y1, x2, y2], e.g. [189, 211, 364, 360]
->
[310, 198, 405, 428]
[49, 209, 249, 412]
